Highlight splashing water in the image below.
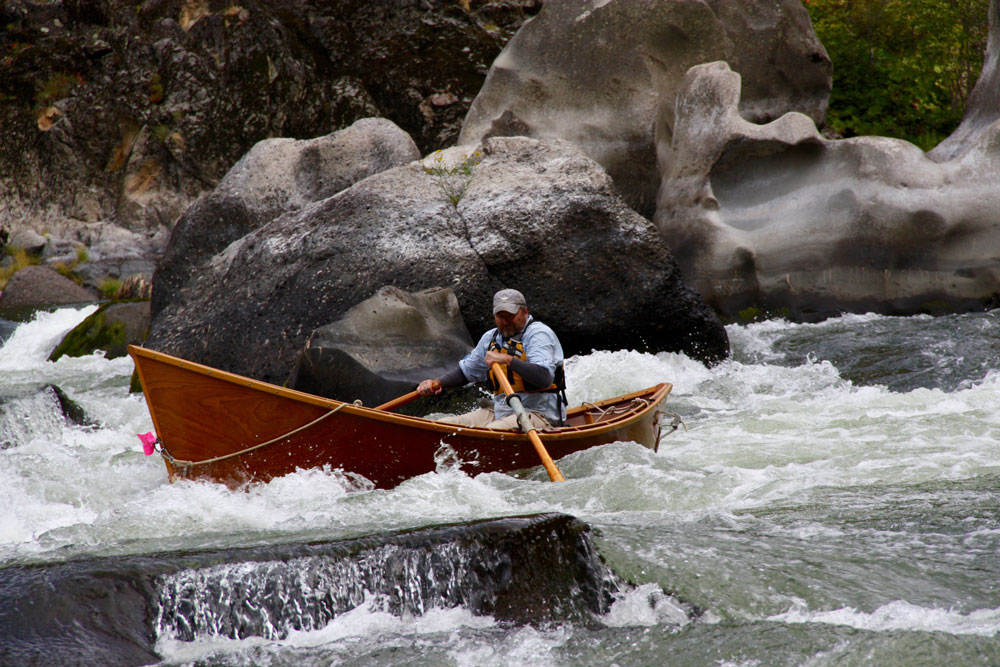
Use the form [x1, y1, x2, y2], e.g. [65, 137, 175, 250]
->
[3, 307, 1000, 665]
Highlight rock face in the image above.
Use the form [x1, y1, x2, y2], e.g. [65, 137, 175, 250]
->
[654, 61, 1000, 320]
[150, 118, 421, 318]
[147, 136, 729, 384]
[288, 286, 474, 406]
[459, 0, 831, 217]
[0, 0, 534, 238]
[0, 265, 95, 308]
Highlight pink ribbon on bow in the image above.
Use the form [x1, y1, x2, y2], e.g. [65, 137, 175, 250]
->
[137, 432, 158, 456]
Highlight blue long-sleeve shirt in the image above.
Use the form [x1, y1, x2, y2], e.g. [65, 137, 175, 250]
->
[458, 316, 565, 425]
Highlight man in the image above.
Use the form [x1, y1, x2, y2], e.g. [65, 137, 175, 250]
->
[417, 288, 566, 430]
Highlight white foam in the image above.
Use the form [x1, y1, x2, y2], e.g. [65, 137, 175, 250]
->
[0, 305, 97, 370]
[602, 583, 692, 627]
[155, 594, 495, 663]
[772, 600, 1000, 637]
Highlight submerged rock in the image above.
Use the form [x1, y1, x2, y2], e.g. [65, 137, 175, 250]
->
[0, 383, 92, 450]
[0, 513, 695, 664]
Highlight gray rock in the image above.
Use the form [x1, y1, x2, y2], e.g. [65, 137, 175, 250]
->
[151, 118, 420, 318]
[8, 229, 48, 254]
[654, 61, 1000, 320]
[0, 265, 95, 308]
[460, 0, 830, 216]
[288, 286, 474, 405]
[48, 301, 151, 362]
[147, 136, 728, 385]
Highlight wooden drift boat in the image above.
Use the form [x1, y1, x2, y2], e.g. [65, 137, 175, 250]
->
[128, 345, 673, 489]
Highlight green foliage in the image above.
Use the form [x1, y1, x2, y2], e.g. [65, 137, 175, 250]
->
[47, 303, 128, 361]
[34, 72, 83, 107]
[422, 150, 483, 206]
[0, 247, 40, 290]
[99, 277, 123, 300]
[803, 0, 989, 150]
[51, 244, 89, 285]
[52, 262, 82, 284]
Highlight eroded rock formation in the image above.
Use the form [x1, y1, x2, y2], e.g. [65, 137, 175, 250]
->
[459, 0, 831, 217]
[654, 61, 1000, 320]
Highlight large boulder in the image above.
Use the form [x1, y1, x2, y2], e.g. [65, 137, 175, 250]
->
[459, 0, 830, 217]
[653, 61, 1000, 320]
[147, 136, 729, 385]
[0, 265, 95, 308]
[0, 0, 533, 240]
[151, 117, 421, 317]
[288, 286, 475, 406]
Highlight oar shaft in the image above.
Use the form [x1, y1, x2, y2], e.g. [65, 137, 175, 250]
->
[490, 363, 565, 482]
[374, 390, 422, 412]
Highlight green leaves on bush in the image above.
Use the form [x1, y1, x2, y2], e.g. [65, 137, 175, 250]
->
[803, 0, 989, 151]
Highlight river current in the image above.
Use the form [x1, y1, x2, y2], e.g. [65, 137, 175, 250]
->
[2, 306, 999, 665]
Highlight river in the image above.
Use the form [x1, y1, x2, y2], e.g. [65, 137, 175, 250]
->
[2, 305, 999, 665]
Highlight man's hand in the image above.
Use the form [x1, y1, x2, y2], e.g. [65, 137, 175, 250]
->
[484, 349, 512, 366]
[417, 379, 443, 396]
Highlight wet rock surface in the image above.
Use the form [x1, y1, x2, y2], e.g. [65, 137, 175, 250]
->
[0, 383, 92, 450]
[48, 300, 150, 362]
[0, 513, 691, 665]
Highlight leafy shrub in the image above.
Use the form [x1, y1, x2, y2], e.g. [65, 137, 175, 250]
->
[804, 0, 989, 150]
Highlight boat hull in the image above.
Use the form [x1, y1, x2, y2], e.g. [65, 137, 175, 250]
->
[128, 345, 672, 489]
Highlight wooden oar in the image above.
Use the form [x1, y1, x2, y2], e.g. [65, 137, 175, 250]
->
[490, 362, 565, 482]
[374, 390, 422, 412]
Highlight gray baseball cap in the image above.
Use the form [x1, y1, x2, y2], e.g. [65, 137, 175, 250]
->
[493, 288, 527, 315]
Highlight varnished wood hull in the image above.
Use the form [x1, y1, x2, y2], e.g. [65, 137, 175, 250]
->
[128, 345, 673, 489]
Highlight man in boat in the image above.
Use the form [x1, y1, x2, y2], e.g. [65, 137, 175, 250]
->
[416, 288, 567, 430]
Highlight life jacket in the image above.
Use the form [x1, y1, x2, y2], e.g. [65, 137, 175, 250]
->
[487, 321, 567, 403]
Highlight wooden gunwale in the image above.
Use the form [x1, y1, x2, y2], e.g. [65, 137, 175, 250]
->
[128, 345, 671, 448]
